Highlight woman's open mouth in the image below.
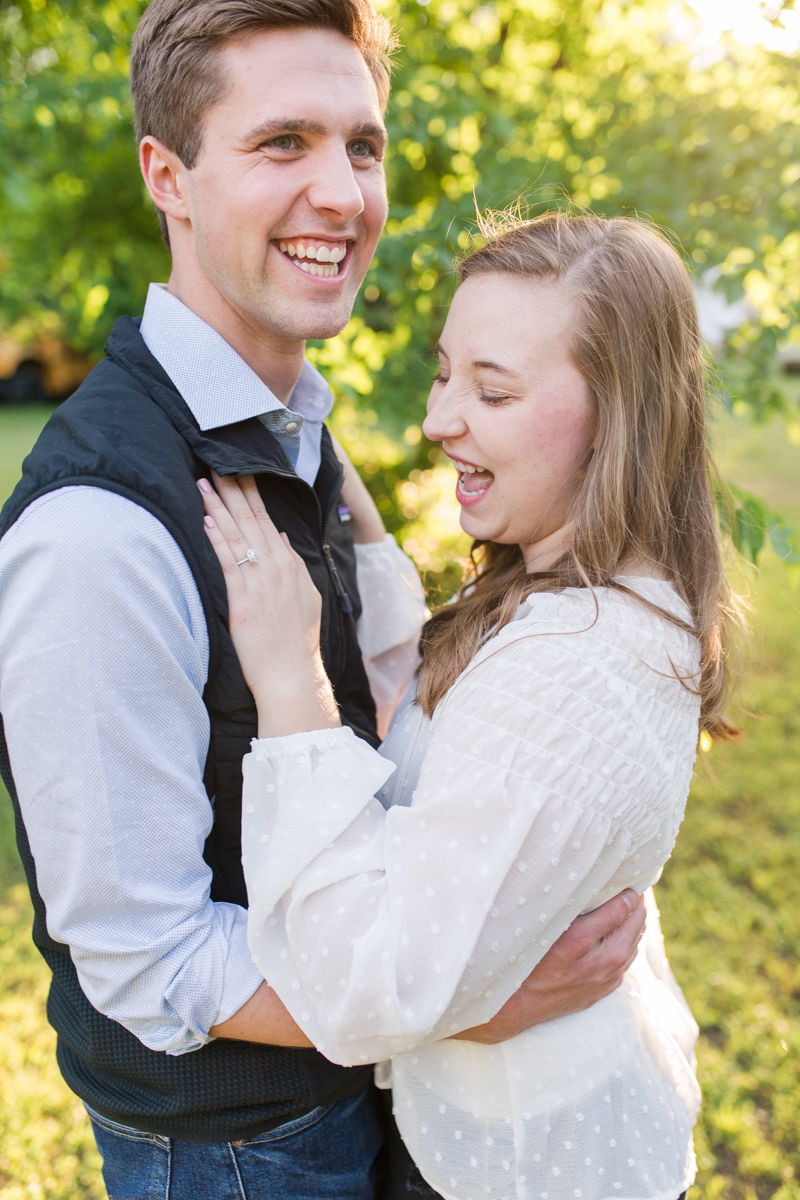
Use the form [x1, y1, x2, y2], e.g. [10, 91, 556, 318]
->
[446, 455, 495, 507]
[274, 237, 351, 279]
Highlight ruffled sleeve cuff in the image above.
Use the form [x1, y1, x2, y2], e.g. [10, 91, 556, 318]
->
[241, 725, 395, 932]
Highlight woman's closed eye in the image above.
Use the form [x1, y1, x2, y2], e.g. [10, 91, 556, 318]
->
[432, 372, 510, 406]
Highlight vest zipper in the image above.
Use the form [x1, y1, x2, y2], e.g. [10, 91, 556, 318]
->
[320, 461, 354, 620]
[322, 542, 353, 614]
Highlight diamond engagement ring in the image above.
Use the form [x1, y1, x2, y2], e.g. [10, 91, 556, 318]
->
[235, 549, 261, 566]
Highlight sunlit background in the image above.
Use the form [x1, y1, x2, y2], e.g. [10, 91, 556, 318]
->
[687, 0, 800, 55]
[1, 0, 800, 1196]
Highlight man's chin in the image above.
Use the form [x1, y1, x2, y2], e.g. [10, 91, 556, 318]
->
[261, 291, 360, 343]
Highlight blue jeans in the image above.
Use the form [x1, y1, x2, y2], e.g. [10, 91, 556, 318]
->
[86, 1087, 384, 1200]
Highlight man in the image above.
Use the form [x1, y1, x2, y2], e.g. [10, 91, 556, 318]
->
[0, 1, 645, 1196]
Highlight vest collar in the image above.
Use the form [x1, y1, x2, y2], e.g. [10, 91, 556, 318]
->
[105, 316, 309, 482]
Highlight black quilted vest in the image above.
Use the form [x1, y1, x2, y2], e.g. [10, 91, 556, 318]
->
[0, 316, 379, 1141]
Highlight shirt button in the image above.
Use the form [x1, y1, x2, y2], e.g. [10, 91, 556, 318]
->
[284, 421, 298, 432]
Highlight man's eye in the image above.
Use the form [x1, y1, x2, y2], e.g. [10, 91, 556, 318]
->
[266, 135, 296, 151]
[349, 140, 374, 158]
[432, 372, 449, 384]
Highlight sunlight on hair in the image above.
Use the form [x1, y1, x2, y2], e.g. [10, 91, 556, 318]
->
[419, 211, 743, 742]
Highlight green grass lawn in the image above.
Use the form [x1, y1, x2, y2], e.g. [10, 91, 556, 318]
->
[0, 405, 798, 1199]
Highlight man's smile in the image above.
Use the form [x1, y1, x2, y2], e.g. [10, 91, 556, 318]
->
[274, 236, 352, 279]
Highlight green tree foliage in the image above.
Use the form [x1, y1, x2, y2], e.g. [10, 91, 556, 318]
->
[1, 0, 799, 580]
[3, 0, 799, 397]
[378, 0, 800, 419]
[0, 0, 167, 348]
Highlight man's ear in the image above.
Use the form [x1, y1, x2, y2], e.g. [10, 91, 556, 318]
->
[139, 136, 190, 224]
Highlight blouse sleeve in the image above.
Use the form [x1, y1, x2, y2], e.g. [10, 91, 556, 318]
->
[242, 592, 698, 1066]
[354, 536, 428, 736]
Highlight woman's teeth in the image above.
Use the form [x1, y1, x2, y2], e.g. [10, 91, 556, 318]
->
[447, 457, 493, 495]
[457, 474, 492, 496]
[447, 455, 490, 476]
[277, 239, 345, 277]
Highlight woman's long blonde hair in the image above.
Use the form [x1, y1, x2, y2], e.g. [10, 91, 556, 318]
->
[417, 211, 739, 741]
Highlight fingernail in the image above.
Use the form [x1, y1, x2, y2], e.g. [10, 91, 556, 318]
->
[197, 478, 212, 493]
[621, 889, 637, 914]
[204, 516, 215, 529]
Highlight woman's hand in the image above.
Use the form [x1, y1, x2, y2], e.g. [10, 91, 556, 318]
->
[198, 472, 341, 739]
[329, 434, 387, 545]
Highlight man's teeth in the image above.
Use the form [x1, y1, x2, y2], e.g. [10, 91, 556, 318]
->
[277, 239, 346, 276]
[296, 261, 339, 277]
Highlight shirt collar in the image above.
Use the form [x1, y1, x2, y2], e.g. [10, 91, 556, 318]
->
[139, 283, 334, 432]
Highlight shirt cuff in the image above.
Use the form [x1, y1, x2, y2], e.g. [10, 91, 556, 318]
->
[211, 904, 267, 1028]
[163, 902, 266, 1056]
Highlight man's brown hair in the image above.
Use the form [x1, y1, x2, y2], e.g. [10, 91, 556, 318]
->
[131, 0, 396, 237]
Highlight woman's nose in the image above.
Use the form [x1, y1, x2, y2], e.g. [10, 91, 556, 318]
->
[423, 386, 468, 444]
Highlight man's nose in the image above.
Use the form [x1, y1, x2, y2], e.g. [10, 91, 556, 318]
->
[306, 142, 365, 223]
[423, 386, 468, 443]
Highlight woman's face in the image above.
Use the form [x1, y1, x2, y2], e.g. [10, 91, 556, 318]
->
[422, 272, 594, 569]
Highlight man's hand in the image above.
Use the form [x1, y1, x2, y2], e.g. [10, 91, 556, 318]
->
[452, 889, 646, 1045]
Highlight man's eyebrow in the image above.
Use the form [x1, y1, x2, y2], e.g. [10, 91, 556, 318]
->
[243, 117, 328, 143]
[352, 121, 388, 149]
[243, 117, 387, 150]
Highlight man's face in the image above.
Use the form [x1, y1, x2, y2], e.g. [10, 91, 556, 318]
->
[177, 27, 388, 343]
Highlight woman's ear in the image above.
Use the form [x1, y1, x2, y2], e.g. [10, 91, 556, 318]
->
[139, 135, 190, 226]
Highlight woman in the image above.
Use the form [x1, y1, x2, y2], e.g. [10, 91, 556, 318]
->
[199, 212, 738, 1200]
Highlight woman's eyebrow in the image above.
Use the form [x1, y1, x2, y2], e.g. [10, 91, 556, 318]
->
[472, 359, 519, 376]
[434, 344, 520, 377]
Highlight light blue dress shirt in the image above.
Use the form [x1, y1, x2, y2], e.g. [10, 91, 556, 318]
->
[0, 286, 337, 1054]
[140, 283, 334, 486]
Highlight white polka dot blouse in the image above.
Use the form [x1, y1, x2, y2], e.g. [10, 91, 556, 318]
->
[241, 578, 701, 1200]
